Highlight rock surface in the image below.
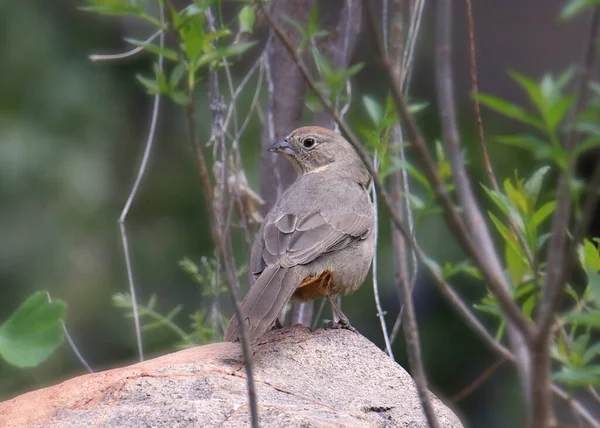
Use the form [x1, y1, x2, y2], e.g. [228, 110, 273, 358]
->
[0, 326, 463, 427]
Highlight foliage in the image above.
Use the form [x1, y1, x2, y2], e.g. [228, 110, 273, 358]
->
[0, 292, 66, 368]
[475, 53, 600, 392]
[113, 255, 238, 348]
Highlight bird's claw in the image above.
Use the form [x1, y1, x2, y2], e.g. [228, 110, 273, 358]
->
[324, 319, 358, 334]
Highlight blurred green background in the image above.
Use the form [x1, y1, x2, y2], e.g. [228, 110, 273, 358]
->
[0, 1, 595, 427]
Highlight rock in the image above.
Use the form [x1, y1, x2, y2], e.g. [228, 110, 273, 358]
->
[0, 326, 463, 427]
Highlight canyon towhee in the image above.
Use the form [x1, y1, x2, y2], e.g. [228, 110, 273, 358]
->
[224, 126, 375, 343]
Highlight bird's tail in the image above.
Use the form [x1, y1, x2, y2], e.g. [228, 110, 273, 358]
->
[224, 265, 301, 343]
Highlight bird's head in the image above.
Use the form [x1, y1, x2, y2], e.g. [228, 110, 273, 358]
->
[269, 126, 370, 184]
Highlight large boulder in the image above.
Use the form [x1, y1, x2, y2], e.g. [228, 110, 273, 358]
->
[0, 325, 463, 427]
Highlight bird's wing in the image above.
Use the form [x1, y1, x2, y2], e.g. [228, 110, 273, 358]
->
[261, 210, 373, 269]
[249, 221, 266, 277]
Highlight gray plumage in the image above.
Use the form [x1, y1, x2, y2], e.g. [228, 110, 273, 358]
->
[224, 126, 375, 343]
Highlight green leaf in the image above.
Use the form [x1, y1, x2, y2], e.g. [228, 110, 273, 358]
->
[194, 41, 257, 69]
[583, 342, 600, 365]
[476, 93, 543, 129]
[575, 136, 600, 157]
[136, 73, 160, 95]
[496, 135, 551, 158]
[553, 365, 600, 387]
[564, 311, 600, 328]
[522, 294, 536, 321]
[546, 95, 575, 131]
[561, 0, 600, 20]
[506, 237, 530, 286]
[532, 201, 556, 228]
[579, 239, 600, 271]
[524, 166, 550, 205]
[363, 96, 383, 126]
[504, 178, 529, 214]
[169, 91, 189, 106]
[169, 61, 187, 89]
[391, 158, 432, 191]
[0, 291, 66, 367]
[124, 38, 178, 61]
[482, 185, 525, 232]
[509, 71, 543, 112]
[312, 48, 335, 82]
[238, 5, 255, 33]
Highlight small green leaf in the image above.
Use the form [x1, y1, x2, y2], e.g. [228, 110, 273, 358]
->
[312, 48, 335, 81]
[575, 136, 600, 156]
[391, 158, 432, 191]
[238, 5, 255, 33]
[561, 0, 600, 20]
[363, 96, 383, 126]
[564, 311, 600, 328]
[136, 73, 160, 94]
[194, 41, 257, 69]
[553, 365, 600, 387]
[0, 292, 66, 367]
[509, 71, 543, 110]
[169, 61, 187, 89]
[583, 342, 600, 365]
[522, 294, 536, 321]
[477, 94, 545, 130]
[546, 95, 575, 131]
[169, 91, 189, 106]
[524, 166, 550, 205]
[532, 201, 556, 228]
[506, 237, 530, 286]
[496, 135, 551, 158]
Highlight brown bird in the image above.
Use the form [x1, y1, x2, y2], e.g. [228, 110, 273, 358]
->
[224, 126, 375, 343]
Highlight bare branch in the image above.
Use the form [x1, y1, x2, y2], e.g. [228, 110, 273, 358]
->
[47, 293, 94, 373]
[388, 0, 422, 342]
[464, 0, 539, 304]
[116, 7, 166, 363]
[370, 155, 394, 358]
[88, 30, 162, 62]
[450, 356, 507, 403]
[434, 0, 534, 410]
[551, 384, 600, 428]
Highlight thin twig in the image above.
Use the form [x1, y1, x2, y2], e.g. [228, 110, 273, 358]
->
[464, 0, 539, 289]
[388, 0, 423, 343]
[116, 7, 166, 363]
[47, 293, 94, 373]
[533, 7, 600, 427]
[185, 92, 259, 428]
[552, 384, 600, 428]
[371, 154, 395, 358]
[451, 356, 507, 403]
[89, 30, 162, 62]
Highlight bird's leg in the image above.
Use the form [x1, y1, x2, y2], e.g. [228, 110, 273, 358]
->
[325, 295, 358, 334]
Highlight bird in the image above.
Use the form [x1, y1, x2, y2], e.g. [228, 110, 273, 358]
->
[224, 126, 375, 343]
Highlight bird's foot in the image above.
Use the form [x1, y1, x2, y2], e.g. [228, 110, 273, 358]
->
[324, 319, 358, 334]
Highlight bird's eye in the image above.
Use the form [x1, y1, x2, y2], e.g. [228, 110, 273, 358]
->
[302, 138, 316, 149]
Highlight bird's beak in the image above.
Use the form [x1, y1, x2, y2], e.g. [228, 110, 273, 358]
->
[269, 139, 295, 155]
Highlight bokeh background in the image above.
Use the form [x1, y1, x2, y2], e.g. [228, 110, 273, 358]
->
[1, 1, 598, 427]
